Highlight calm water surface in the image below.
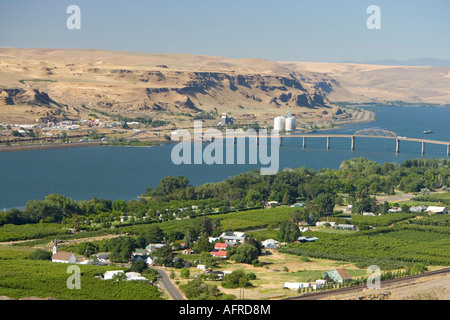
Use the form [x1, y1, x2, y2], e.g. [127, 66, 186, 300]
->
[1, 106, 449, 209]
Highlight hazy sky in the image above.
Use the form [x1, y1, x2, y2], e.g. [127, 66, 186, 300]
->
[1, 0, 449, 62]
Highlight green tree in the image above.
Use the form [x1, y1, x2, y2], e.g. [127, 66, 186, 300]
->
[130, 260, 148, 273]
[26, 249, 52, 260]
[193, 237, 213, 254]
[278, 220, 300, 243]
[231, 244, 259, 264]
[180, 267, 190, 279]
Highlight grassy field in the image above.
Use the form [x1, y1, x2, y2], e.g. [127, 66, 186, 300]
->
[170, 251, 369, 300]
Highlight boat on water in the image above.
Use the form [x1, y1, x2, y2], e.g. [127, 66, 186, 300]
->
[422, 130, 433, 134]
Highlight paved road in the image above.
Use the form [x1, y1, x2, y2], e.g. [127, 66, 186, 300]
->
[154, 267, 185, 300]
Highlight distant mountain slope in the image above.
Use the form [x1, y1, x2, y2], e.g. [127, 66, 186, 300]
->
[0, 48, 349, 125]
[346, 58, 450, 68]
[280, 61, 450, 105]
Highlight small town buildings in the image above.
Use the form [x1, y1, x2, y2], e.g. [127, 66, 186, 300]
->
[103, 270, 148, 281]
[51, 242, 76, 263]
[410, 205, 427, 212]
[125, 272, 148, 281]
[316, 221, 336, 227]
[388, 207, 402, 213]
[219, 231, 246, 244]
[291, 203, 306, 208]
[214, 243, 229, 251]
[362, 212, 376, 216]
[103, 270, 125, 280]
[96, 253, 110, 264]
[323, 268, 352, 283]
[51, 251, 77, 264]
[210, 250, 227, 258]
[426, 206, 448, 214]
[266, 201, 279, 207]
[261, 239, 280, 249]
[145, 243, 166, 253]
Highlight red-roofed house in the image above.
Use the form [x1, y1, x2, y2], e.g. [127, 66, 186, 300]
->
[210, 250, 227, 258]
[214, 243, 229, 251]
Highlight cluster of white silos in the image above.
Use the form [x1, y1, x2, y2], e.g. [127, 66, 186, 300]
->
[274, 112, 296, 132]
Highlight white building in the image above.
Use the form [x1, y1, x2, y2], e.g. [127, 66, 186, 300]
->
[284, 282, 311, 290]
[51, 251, 77, 264]
[261, 239, 280, 249]
[103, 270, 125, 280]
[51, 242, 77, 263]
[274, 116, 286, 131]
[426, 206, 448, 214]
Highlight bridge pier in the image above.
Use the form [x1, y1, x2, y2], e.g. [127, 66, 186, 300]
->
[326, 137, 330, 150]
[280, 137, 283, 147]
[422, 142, 425, 155]
[396, 139, 400, 154]
[302, 137, 306, 149]
[448, 145, 450, 157]
[351, 136, 355, 151]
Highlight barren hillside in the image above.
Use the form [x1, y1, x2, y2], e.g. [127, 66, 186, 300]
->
[0, 48, 348, 126]
[280, 61, 450, 105]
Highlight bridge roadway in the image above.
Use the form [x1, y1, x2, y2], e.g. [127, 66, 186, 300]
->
[199, 128, 450, 156]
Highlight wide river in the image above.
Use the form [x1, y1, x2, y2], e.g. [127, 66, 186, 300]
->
[1, 106, 449, 209]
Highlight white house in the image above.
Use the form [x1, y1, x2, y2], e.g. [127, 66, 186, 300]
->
[426, 206, 448, 214]
[51, 243, 77, 263]
[51, 251, 77, 264]
[103, 270, 125, 280]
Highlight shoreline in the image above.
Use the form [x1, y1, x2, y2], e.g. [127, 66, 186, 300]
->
[0, 110, 376, 153]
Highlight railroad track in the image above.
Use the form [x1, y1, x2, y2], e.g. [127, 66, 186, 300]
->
[284, 267, 450, 300]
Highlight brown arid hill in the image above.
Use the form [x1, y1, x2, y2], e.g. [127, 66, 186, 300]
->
[0, 48, 352, 126]
[280, 61, 450, 105]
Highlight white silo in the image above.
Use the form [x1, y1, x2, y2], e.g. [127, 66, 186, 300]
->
[285, 116, 296, 131]
[274, 116, 286, 131]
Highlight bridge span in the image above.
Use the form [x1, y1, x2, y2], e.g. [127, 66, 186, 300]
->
[279, 129, 450, 155]
[205, 129, 450, 156]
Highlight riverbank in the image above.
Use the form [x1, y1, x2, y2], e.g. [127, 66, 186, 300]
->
[0, 141, 105, 153]
[0, 109, 375, 153]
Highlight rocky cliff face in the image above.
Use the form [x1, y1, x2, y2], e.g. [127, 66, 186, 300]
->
[0, 48, 349, 124]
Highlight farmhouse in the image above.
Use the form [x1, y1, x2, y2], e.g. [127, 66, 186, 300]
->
[51, 242, 77, 263]
[323, 268, 352, 283]
[214, 243, 229, 251]
[210, 250, 227, 258]
[51, 251, 77, 264]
